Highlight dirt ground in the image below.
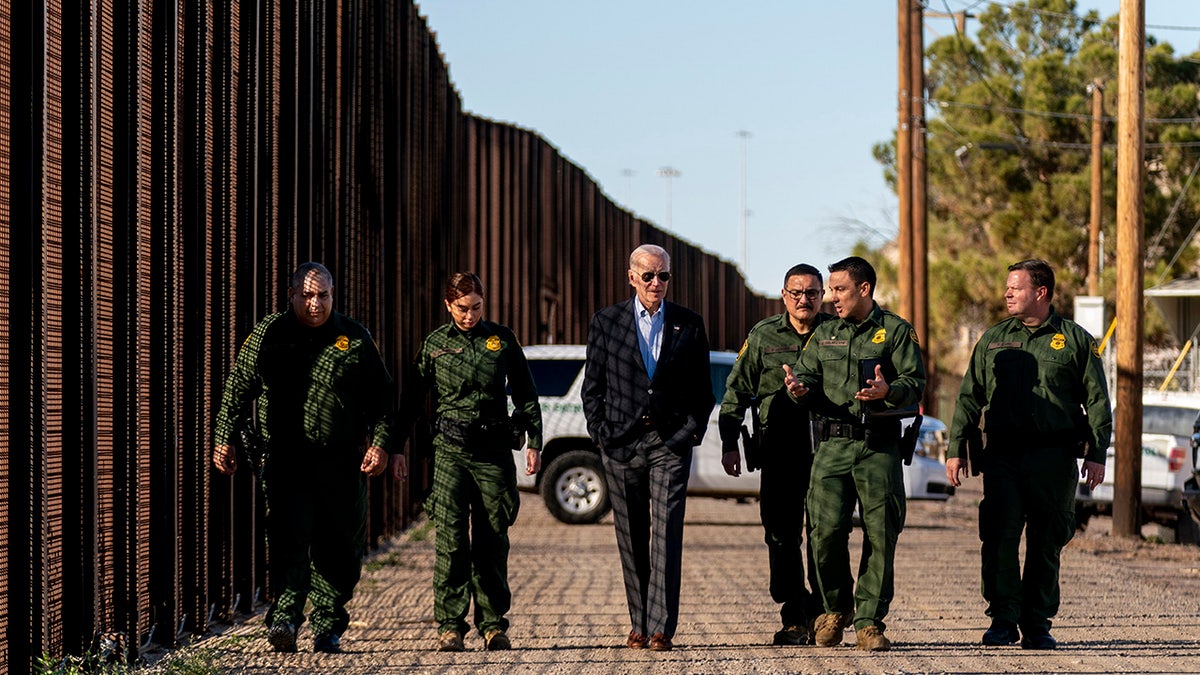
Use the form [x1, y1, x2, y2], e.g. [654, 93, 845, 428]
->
[177, 479, 1200, 674]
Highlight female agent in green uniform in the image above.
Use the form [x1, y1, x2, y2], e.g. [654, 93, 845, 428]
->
[391, 272, 543, 652]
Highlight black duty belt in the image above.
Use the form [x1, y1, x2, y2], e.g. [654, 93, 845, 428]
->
[825, 421, 867, 440]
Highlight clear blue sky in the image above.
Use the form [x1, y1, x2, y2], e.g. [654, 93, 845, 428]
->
[417, 1, 1199, 294]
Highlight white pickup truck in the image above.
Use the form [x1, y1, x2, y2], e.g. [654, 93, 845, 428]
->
[513, 344, 955, 524]
[1075, 392, 1200, 544]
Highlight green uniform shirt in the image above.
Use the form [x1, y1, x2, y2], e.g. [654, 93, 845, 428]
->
[397, 320, 543, 449]
[213, 310, 393, 451]
[947, 309, 1112, 464]
[792, 303, 925, 422]
[719, 312, 832, 441]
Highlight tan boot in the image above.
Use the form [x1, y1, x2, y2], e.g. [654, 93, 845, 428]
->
[855, 624, 892, 651]
[813, 613, 850, 647]
[436, 630, 464, 652]
[772, 624, 811, 646]
[484, 629, 511, 651]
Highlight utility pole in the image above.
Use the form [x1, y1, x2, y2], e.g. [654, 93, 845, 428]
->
[657, 166, 681, 231]
[737, 130, 751, 272]
[925, 10, 972, 35]
[1087, 80, 1104, 297]
[897, 0, 913, 322]
[911, 0, 930, 412]
[1113, 0, 1145, 539]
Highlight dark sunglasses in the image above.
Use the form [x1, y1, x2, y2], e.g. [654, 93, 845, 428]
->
[639, 271, 672, 283]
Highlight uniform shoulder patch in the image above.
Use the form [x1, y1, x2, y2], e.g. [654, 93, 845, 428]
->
[737, 339, 748, 360]
[908, 328, 919, 345]
[1091, 339, 1101, 357]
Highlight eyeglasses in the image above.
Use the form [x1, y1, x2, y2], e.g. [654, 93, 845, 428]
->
[639, 271, 672, 283]
[784, 289, 822, 300]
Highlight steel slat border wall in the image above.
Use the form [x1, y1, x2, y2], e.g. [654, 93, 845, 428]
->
[0, 0, 9, 667]
[1, 2, 771, 670]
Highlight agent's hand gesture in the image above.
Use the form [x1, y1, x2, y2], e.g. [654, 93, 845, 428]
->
[855, 364, 890, 401]
[782, 364, 809, 398]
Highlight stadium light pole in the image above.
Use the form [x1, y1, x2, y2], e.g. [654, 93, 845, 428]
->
[657, 166, 681, 231]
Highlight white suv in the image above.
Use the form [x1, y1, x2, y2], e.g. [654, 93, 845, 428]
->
[514, 344, 955, 524]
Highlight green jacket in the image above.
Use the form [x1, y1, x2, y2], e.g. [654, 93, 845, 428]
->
[719, 312, 832, 442]
[947, 309, 1112, 464]
[792, 303, 926, 423]
[397, 320, 543, 449]
[213, 310, 393, 451]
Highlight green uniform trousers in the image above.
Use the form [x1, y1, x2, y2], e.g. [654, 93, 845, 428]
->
[429, 440, 520, 636]
[979, 445, 1077, 633]
[807, 436, 906, 631]
[261, 454, 368, 638]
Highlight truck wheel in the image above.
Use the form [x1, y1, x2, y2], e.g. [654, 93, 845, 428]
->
[1075, 503, 1094, 531]
[541, 450, 611, 524]
[1175, 507, 1200, 546]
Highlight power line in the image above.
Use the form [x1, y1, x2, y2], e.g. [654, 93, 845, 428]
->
[926, 97, 1200, 125]
[940, 126, 1200, 151]
[960, 0, 1200, 32]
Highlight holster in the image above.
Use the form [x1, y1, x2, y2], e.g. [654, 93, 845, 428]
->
[234, 414, 266, 471]
[740, 424, 759, 472]
[743, 397, 763, 471]
[1071, 409, 1093, 459]
[966, 426, 984, 475]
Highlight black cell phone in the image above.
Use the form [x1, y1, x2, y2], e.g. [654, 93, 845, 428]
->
[859, 358, 883, 387]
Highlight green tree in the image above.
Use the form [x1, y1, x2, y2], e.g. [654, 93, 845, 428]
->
[872, 0, 1200, 372]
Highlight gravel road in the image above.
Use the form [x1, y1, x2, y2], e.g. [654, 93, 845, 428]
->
[180, 479, 1200, 674]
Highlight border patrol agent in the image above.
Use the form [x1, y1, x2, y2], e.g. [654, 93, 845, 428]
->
[782, 256, 925, 652]
[393, 272, 543, 653]
[213, 262, 392, 655]
[718, 263, 831, 645]
[946, 259, 1110, 650]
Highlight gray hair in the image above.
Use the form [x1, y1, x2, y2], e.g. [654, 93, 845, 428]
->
[629, 244, 670, 270]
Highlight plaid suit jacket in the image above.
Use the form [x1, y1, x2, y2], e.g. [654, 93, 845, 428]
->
[581, 298, 714, 459]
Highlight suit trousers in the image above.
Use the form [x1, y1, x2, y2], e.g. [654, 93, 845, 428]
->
[603, 429, 692, 638]
[978, 445, 1077, 633]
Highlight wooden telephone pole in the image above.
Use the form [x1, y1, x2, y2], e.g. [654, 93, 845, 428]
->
[1087, 79, 1104, 296]
[1113, 0, 1145, 538]
[897, 0, 913, 323]
[898, 0, 932, 410]
[911, 0, 930, 411]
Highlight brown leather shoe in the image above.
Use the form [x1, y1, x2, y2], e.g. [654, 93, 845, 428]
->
[648, 632, 673, 651]
[626, 630, 648, 649]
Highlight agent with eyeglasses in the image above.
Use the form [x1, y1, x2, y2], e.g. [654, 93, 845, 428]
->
[582, 243, 714, 652]
[717, 263, 832, 646]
